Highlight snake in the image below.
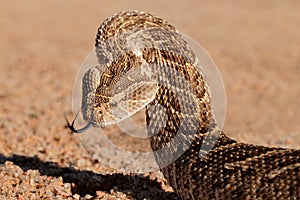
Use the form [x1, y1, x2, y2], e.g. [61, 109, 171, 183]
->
[67, 10, 300, 199]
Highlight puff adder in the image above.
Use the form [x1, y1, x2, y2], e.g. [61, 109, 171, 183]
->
[68, 11, 300, 199]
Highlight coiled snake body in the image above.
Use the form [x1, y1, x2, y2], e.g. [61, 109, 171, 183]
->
[68, 11, 300, 199]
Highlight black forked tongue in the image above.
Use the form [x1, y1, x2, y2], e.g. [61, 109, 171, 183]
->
[64, 112, 93, 133]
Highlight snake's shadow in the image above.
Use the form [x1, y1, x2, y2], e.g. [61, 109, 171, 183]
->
[0, 154, 179, 199]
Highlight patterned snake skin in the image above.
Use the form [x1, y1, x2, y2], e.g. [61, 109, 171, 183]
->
[68, 11, 300, 199]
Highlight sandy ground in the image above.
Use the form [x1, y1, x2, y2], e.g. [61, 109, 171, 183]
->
[1, 0, 300, 199]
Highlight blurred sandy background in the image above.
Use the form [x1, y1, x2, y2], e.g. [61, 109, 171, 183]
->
[0, 0, 299, 199]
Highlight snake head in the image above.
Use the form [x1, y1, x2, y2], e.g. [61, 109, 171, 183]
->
[81, 61, 159, 128]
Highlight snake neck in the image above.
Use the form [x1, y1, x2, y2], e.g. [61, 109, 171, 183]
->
[142, 46, 230, 167]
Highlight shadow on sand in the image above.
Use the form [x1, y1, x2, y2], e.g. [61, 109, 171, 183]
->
[0, 154, 179, 199]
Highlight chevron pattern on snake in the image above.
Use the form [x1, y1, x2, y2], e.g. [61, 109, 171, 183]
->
[70, 10, 300, 200]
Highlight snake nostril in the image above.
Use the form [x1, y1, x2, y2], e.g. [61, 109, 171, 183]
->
[110, 101, 117, 107]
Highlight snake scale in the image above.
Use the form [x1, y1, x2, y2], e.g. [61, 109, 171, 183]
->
[68, 11, 300, 199]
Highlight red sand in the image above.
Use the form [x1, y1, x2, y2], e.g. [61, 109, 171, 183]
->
[0, 1, 299, 199]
